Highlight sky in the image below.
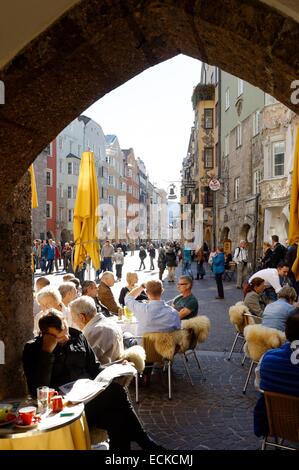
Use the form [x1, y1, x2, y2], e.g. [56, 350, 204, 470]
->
[85, 54, 202, 191]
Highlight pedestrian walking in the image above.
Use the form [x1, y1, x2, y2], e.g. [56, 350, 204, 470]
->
[233, 240, 249, 289]
[212, 247, 225, 299]
[148, 244, 156, 270]
[138, 246, 147, 270]
[113, 247, 124, 281]
[165, 243, 177, 282]
[157, 246, 167, 281]
[195, 246, 206, 280]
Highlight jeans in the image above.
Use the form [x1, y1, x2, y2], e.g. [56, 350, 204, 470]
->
[139, 259, 146, 270]
[182, 261, 193, 278]
[116, 264, 123, 279]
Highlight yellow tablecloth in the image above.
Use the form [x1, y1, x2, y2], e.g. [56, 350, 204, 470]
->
[0, 414, 90, 450]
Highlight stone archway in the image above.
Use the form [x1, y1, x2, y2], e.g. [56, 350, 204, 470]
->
[1, 0, 299, 204]
[220, 226, 230, 244]
[1, 0, 299, 398]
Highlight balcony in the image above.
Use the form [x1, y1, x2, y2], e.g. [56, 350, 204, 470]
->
[259, 177, 290, 207]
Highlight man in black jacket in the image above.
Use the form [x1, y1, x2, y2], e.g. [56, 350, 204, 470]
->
[23, 310, 163, 451]
[271, 235, 287, 268]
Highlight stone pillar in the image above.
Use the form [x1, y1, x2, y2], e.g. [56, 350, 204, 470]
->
[0, 171, 33, 399]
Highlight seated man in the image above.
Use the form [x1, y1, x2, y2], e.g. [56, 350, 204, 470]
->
[125, 280, 181, 336]
[262, 286, 297, 332]
[58, 282, 78, 307]
[172, 276, 198, 320]
[98, 272, 121, 315]
[69, 296, 124, 364]
[254, 308, 299, 437]
[33, 277, 50, 316]
[35, 286, 73, 335]
[82, 280, 113, 317]
[22, 310, 163, 451]
[249, 262, 290, 301]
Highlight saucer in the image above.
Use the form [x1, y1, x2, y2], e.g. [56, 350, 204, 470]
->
[14, 421, 38, 430]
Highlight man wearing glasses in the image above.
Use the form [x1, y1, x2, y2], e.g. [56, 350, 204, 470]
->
[172, 276, 198, 320]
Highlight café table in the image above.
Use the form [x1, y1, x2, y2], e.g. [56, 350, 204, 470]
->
[114, 316, 139, 336]
[0, 402, 90, 450]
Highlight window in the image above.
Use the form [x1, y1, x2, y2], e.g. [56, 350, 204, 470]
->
[224, 135, 229, 157]
[253, 170, 261, 194]
[59, 159, 63, 174]
[204, 147, 213, 169]
[101, 187, 108, 199]
[67, 162, 73, 175]
[253, 110, 260, 136]
[127, 168, 132, 178]
[236, 123, 242, 148]
[46, 169, 52, 186]
[46, 201, 52, 219]
[59, 184, 63, 198]
[204, 109, 213, 129]
[234, 177, 240, 201]
[273, 141, 285, 177]
[108, 175, 114, 186]
[108, 195, 114, 205]
[59, 208, 64, 222]
[237, 78, 244, 97]
[128, 185, 132, 194]
[225, 88, 230, 110]
[68, 209, 73, 223]
[203, 187, 213, 208]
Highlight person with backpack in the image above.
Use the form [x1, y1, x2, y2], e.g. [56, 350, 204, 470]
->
[233, 240, 249, 289]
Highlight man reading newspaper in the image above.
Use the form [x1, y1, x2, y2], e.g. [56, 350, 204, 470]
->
[23, 309, 164, 451]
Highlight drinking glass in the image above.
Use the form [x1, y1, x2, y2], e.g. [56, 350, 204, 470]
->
[37, 386, 49, 414]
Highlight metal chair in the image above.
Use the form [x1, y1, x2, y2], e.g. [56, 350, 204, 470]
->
[242, 320, 285, 394]
[261, 391, 299, 450]
[227, 304, 257, 361]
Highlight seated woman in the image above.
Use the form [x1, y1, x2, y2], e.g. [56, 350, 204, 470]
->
[119, 272, 147, 307]
[244, 277, 266, 317]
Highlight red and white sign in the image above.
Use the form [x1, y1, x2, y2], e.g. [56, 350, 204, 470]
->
[208, 178, 221, 191]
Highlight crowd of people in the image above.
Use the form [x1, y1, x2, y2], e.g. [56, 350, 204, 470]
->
[26, 233, 299, 450]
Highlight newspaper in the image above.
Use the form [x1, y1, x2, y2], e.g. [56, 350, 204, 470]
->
[60, 363, 137, 404]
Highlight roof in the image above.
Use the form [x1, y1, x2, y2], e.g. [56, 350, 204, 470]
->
[105, 135, 117, 145]
[66, 153, 80, 160]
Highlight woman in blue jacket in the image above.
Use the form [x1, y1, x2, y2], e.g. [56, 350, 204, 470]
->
[212, 247, 225, 299]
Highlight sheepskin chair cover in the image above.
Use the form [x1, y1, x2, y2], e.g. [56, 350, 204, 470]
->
[122, 345, 146, 373]
[143, 330, 190, 360]
[181, 315, 211, 348]
[228, 301, 253, 334]
[243, 324, 286, 362]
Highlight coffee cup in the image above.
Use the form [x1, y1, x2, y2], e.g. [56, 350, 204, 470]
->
[51, 395, 63, 413]
[18, 406, 37, 425]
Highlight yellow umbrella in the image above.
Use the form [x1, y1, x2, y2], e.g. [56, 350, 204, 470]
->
[289, 125, 299, 281]
[29, 164, 38, 208]
[73, 151, 100, 271]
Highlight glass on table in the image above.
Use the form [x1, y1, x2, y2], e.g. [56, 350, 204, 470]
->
[37, 386, 49, 414]
[124, 306, 133, 322]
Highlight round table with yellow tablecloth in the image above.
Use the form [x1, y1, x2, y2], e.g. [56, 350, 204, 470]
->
[0, 403, 90, 450]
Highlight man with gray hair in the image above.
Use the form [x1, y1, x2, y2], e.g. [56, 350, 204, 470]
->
[233, 240, 249, 289]
[58, 282, 77, 307]
[262, 286, 298, 332]
[98, 272, 121, 315]
[69, 296, 124, 364]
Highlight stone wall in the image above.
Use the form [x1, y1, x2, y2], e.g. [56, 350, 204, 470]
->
[32, 149, 47, 240]
[0, 172, 33, 399]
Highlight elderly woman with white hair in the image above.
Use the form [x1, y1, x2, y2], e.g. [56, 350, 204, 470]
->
[34, 286, 73, 335]
[69, 296, 124, 364]
[58, 282, 78, 307]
